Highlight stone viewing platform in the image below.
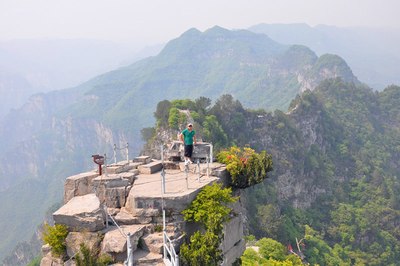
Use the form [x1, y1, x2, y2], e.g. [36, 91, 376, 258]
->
[40, 155, 245, 266]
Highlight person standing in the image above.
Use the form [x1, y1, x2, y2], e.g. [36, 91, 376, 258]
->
[180, 123, 197, 165]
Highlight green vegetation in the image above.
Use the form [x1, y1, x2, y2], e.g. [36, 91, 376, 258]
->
[2, 25, 367, 264]
[154, 224, 163, 232]
[180, 183, 238, 265]
[27, 256, 41, 266]
[143, 81, 400, 264]
[217, 146, 273, 188]
[75, 244, 113, 266]
[139, 80, 400, 265]
[146, 81, 400, 265]
[237, 80, 400, 265]
[2, 27, 361, 262]
[42, 224, 68, 257]
[144, 96, 231, 152]
[241, 238, 303, 265]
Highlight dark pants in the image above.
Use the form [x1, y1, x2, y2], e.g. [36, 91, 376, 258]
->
[184, 144, 193, 158]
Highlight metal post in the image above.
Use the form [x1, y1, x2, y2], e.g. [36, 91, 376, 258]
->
[104, 154, 108, 177]
[206, 155, 210, 178]
[185, 165, 189, 189]
[161, 144, 164, 163]
[163, 211, 167, 262]
[163, 209, 166, 232]
[126, 233, 133, 266]
[126, 142, 129, 162]
[161, 169, 166, 194]
[210, 143, 213, 163]
[197, 159, 200, 182]
[104, 206, 109, 228]
[113, 144, 117, 164]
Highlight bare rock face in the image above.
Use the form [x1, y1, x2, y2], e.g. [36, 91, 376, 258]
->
[39, 255, 64, 266]
[92, 173, 135, 208]
[221, 215, 246, 266]
[39, 244, 64, 266]
[101, 225, 148, 261]
[53, 194, 105, 232]
[64, 171, 99, 204]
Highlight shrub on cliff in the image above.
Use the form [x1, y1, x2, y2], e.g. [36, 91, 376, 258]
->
[75, 243, 113, 266]
[180, 183, 238, 265]
[42, 223, 68, 257]
[217, 146, 273, 188]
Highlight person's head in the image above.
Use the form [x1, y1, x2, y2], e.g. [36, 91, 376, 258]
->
[187, 123, 193, 130]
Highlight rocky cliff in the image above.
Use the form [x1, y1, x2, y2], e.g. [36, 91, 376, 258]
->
[0, 89, 132, 263]
[41, 155, 246, 265]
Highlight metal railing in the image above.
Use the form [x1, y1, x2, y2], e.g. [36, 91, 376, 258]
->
[113, 142, 129, 164]
[104, 207, 134, 266]
[163, 230, 179, 266]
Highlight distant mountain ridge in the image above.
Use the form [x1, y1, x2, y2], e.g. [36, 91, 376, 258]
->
[66, 26, 358, 132]
[0, 26, 360, 263]
[248, 23, 400, 90]
[0, 39, 162, 118]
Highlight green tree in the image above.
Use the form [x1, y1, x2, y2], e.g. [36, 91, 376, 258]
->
[241, 248, 268, 266]
[180, 183, 238, 265]
[257, 238, 287, 261]
[256, 204, 281, 237]
[202, 115, 229, 150]
[195, 96, 212, 115]
[168, 107, 186, 129]
[303, 225, 351, 266]
[140, 127, 155, 142]
[154, 100, 171, 126]
[42, 223, 68, 257]
[241, 238, 303, 266]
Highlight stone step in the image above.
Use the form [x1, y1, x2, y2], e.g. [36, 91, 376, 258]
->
[130, 162, 144, 169]
[114, 209, 152, 225]
[119, 171, 139, 184]
[141, 232, 164, 254]
[141, 226, 185, 255]
[105, 161, 137, 174]
[138, 161, 163, 174]
[131, 207, 160, 217]
[93, 174, 130, 188]
[134, 156, 151, 164]
[132, 248, 163, 265]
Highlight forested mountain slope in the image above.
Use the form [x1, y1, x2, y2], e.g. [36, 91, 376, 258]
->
[144, 80, 400, 264]
[0, 26, 361, 263]
[223, 81, 400, 265]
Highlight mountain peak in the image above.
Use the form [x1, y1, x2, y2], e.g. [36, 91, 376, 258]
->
[204, 25, 231, 35]
[313, 53, 358, 82]
[180, 27, 201, 37]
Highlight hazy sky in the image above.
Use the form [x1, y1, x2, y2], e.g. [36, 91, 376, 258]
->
[1, 0, 399, 48]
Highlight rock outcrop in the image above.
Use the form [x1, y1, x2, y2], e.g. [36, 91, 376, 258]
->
[41, 156, 246, 265]
[53, 194, 105, 232]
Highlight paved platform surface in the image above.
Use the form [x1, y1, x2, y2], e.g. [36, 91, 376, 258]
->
[131, 162, 224, 198]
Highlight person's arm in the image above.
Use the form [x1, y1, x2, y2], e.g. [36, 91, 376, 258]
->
[179, 132, 184, 142]
[193, 135, 197, 145]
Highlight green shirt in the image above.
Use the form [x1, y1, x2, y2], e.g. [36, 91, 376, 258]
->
[182, 128, 195, 145]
